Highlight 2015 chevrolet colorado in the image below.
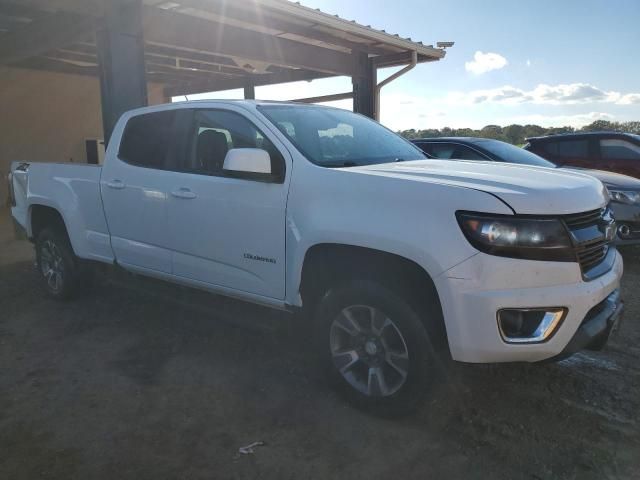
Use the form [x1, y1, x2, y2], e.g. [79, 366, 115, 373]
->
[9, 101, 624, 415]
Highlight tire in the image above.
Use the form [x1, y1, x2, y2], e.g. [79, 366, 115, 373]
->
[35, 227, 84, 300]
[314, 279, 442, 417]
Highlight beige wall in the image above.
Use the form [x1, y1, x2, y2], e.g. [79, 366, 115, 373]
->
[0, 66, 167, 205]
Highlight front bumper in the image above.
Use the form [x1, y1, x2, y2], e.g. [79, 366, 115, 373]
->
[434, 250, 624, 363]
[552, 289, 623, 359]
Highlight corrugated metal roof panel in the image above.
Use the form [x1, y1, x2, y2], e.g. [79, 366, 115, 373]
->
[258, 0, 445, 59]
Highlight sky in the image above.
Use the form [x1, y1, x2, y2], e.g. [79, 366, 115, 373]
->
[185, 0, 640, 131]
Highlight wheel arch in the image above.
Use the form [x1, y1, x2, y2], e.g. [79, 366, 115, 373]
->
[29, 204, 74, 251]
[298, 243, 448, 349]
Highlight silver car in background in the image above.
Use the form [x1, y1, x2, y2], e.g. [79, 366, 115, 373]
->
[412, 137, 640, 245]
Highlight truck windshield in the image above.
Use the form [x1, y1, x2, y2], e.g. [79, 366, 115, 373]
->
[258, 105, 426, 167]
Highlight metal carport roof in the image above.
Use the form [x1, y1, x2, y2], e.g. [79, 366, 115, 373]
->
[0, 0, 449, 138]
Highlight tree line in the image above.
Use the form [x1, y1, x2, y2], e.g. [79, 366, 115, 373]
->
[398, 120, 640, 146]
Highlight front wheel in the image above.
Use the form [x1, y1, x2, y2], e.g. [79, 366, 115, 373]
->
[314, 280, 440, 416]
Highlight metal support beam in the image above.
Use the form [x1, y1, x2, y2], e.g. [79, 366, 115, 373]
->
[144, 7, 358, 76]
[351, 52, 376, 119]
[150, 0, 392, 56]
[290, 92, 353, 104]
[244, 83, 255, 100]
[372, 51, 434, 68]
[97, 0, 148, 144]
[374, 51, 417, 121]
[18, 56, 98, 77]
[0, 11, 95, 65]
[164, 69, 334, 98]
[0, 0, 104, 17]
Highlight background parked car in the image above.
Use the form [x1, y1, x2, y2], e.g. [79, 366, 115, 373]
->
[412, 137, 640, 245]
[524, 132, 640, 179]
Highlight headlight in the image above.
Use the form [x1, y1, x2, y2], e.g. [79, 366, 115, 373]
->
[456, 212, 574, 261]
[608, 189, 640, 205]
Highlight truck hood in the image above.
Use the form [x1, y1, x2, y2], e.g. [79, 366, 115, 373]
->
[354, 160, 607, 215]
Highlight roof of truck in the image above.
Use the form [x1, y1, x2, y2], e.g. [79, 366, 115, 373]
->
[118, 99, 352, 120]
[169, 99, 308, 106]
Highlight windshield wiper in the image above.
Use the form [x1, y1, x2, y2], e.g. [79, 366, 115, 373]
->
[323, 158, 421, 168]
[324, 161, 359, 168]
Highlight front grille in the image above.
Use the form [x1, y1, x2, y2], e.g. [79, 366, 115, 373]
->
[562, 207, 614, 277]
[577, 241, 608, 272]
[563, 208, 602, 229]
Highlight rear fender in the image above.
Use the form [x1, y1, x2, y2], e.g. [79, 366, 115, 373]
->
[20, 163, 114, 263]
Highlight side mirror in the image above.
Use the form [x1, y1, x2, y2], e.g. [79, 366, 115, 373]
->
[223, 148, 271, 175]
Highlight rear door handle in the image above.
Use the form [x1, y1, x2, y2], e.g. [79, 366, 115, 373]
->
[171, 187, 197, 199]
[106, 179, 125, 190]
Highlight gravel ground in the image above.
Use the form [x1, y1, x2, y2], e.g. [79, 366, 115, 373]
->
[1, 209, 639, 480]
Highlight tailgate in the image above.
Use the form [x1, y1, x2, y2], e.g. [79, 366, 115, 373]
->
[9, 162, 30, 233]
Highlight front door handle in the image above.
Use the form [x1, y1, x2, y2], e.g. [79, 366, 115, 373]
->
[106, 179, 125, 190]
[171, 187, 197, 199]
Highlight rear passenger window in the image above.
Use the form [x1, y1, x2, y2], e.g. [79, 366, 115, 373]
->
[545, 140, 588, 158]
[601, 139, 640, 160]
[186, 109, 285, 179]
[118, 111, 177, 169]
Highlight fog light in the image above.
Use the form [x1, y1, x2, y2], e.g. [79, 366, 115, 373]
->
[497, 308, 566, 344]
[618, 224, 632, 239]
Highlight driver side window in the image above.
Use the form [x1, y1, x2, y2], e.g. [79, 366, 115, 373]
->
[185, 109, 285, 178]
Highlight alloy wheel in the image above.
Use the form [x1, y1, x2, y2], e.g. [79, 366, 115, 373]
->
[329, 305, 410, 397]
[40, 239, 65, 293]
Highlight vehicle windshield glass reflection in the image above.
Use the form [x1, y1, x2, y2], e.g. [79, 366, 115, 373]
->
[259, 105, 426, 168]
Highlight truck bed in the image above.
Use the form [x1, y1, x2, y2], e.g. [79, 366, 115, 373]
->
[10, 161, 114, 263]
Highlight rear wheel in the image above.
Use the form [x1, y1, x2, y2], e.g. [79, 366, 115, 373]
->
[35, 227, 84, 300]
[315, 280, 440, 416]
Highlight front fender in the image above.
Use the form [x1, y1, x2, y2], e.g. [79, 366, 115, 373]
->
[284, 165, 513, 306]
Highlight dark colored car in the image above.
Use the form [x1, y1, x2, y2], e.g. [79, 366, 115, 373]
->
[524, 131, 640, 180]
[412, 137, 640, 245]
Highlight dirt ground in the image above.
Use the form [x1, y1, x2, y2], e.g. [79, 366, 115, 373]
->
[1, 208, 639, 480]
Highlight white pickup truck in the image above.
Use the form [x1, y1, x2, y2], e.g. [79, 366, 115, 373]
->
[9, 100, 623, 414]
